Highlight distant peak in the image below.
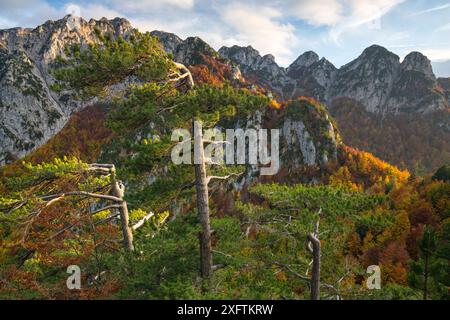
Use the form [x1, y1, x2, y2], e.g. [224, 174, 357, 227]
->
[219, 45, 260, 56]
[358, 44, 400, 62]
[289, 51, 320, 69]
[363, 44, 389, 54]
[402, 51, 434, 77]
[262, 53, 275, 61]
[403, 51, 429, 62]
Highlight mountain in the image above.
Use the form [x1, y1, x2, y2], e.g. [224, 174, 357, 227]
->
[2, 16, 448, 301]
[0, 15, 134, 164]
[219, 44, 449, 172]
[1, 17, 448, 173]
[218, 45, 291, 96]
[286, 51, 337, 102]
[220, 44, 448, 115]
[150, 31, 243, 84]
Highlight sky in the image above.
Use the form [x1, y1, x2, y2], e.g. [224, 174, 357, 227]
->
[0, 0, 450, 76]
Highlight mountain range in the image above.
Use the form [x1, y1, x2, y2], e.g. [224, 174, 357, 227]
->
[0, 16, 449, 172]
[0, 15, 449, 300]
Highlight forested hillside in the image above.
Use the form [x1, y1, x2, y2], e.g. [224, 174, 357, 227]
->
[0, 25, 448, 301]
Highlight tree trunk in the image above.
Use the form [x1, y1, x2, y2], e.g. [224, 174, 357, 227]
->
[307, 221, 321, 300]
[193, 119, 213, 278]
[111, 171, 134, 252]
[118, 198, 134, 252]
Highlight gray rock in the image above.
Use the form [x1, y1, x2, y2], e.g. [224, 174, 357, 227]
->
[0, 15, 134, 164]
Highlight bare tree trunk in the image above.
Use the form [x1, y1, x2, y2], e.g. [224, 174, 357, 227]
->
[111, 170, 134, 252]
[194, 119, 213, 278]
[307, 220, 321, 300]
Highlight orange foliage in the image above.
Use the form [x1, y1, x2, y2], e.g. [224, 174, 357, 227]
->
[331, 145, 410, 191]
[268, 99, 281, 109]
[330, 98, 450, 173]
[0, 104, 113, 180]
[380, 241, 410, 285]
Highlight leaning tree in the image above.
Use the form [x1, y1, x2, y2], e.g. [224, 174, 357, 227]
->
[51, 29, 268, 278]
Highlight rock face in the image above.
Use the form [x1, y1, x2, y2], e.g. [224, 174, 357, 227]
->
[438, 78, 450, 105]
[277, 99, 339, 169]
[385, 52, 445, 113]
[218, 45, 292, 97]
[220, 44, 448, 115]
[329, 45, 401, 113]
[226, 99, 341, 189]
[1, 17, 448, 167]
[286, 52, 337, 102]
[151, 31, 218, 66]
[0, 15, 134, 164]
[151, 31, 244, 83]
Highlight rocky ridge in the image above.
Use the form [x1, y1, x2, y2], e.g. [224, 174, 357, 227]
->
[1, 17, 448, 168]
[218, 44, 448, 115]
[0, 15, 134, 164]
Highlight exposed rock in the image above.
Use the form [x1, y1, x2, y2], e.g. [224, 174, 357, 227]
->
[287, 51, 319, 71]
[219, 45, 292, 98]
[328, 45, 401, 113]
[384, 51, 446, 113]
[438, 77, 450, 104]
[151, 31, 217, 66]
[282, 118, 316, 166]
[152, 31, 244, 83]
[287, 54, 337, 102]
[220, 43, 448, 115]
[401, 52, 435, 78]
[0, 15, 134, 164]
[1, 17, 448, 166]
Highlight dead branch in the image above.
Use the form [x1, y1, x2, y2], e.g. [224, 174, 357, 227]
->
[273, 261, 311, 282]
[132, 212, 154, 230]
[39, 191, 122, 203]
[206, 172, 243, 185]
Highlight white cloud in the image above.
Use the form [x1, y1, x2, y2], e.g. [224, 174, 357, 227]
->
[326, 0, 406, 45]
[218, 3, 298, 66]
[65, 3, 123, 20]
[0, 0, 61, 27]
[347, 0, 405, 26]
[109, 0, 194, 12]
[421, 48, 450, 62]
[291, 0, 344, 26]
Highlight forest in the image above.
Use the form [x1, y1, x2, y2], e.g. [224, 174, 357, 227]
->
[0, 29, 448, 300]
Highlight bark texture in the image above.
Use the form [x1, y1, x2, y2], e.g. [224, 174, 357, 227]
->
[194, 120, 213, 278]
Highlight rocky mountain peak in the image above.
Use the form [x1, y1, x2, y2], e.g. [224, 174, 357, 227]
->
[401, 51, 435, 78]
[150, 30, 183, 54]
[218, 44, 290, 97]
[218, 45, 267, 70]
[288, 51, 320, 71]
[151, 31, 218, 66]
[360, 44, 400, 61]
[0, 16, 136, 164]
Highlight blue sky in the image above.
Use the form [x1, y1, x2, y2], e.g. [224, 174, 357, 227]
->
[1, 0, 450, 76]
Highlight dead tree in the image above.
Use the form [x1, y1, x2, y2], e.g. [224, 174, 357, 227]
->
[10, 163, 136, 252]
[307, 219, 321, 300]
[194, 120, 213, 277]
[171, 62, 240, 278]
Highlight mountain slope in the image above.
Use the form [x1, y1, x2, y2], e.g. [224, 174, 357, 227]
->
[219, 44, 449, 172]
[1, 17, 448, 174]
[0, 16, 133, 164]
